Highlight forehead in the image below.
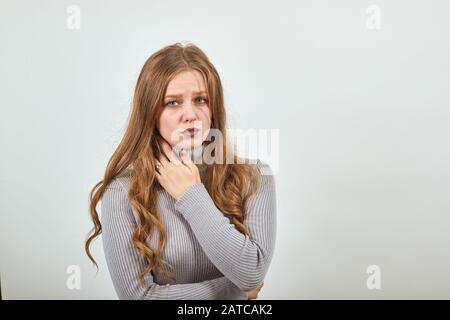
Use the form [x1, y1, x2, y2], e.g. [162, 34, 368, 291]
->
[165, 70, 206, 94]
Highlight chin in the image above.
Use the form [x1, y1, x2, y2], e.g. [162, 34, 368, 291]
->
[174, 137, 202, 150]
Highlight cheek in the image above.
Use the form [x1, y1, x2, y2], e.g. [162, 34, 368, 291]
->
[200, 107, 212, 126]
[158, 112, 175, 137]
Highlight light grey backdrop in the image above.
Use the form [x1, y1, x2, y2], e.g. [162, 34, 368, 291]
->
[1, 0, 449, 299]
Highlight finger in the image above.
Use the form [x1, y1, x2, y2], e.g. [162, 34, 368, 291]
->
[180, 149, 197, 170]
[158, 155, 169, 168]
[155, 164, 162, 181]
[154, 162, 164, 177]
[180, 148, 193, 164]
[155, 156, 170, 174]
[155, 169, 164, 185]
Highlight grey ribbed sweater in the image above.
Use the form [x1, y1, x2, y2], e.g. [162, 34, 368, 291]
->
[100, 159, 276, 300]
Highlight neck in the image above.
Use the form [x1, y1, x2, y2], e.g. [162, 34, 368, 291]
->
[172, 144, 204, 163]
[172, 145, 209, 183]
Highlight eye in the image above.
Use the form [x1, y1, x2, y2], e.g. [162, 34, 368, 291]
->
[195, 96, 208, 104]
[165, 100, 179, 107]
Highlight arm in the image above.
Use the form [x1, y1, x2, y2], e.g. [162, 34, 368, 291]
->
[174, 160, 277, 292]
[100, 178, 246, 300]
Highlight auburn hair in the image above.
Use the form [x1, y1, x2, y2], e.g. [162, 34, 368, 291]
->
[85, 42, 261, 287]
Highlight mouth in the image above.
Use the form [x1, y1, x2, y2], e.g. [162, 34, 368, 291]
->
[181, 127, 200, 136]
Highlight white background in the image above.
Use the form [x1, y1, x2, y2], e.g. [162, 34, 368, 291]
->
[1, 0, 449, 299]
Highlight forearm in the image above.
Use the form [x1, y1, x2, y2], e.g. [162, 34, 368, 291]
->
[174, 169, 276, 292]
[120, 275, 246, 300]
[101, 180, 248, 300]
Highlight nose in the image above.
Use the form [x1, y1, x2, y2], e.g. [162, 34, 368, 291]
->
[181, 101, 197, 123]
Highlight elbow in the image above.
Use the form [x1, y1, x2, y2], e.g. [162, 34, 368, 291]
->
[235, 249, 272, 291]
[235, 268, 266, 292]
[238, 278, 265, 292]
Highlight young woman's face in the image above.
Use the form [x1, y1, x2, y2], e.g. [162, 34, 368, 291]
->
[157, 69, 212, 151]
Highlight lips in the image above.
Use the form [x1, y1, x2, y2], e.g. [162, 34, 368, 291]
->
[181, 127, 200, 135]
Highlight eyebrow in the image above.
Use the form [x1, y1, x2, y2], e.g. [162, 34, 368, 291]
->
[164, 91, 208, 99]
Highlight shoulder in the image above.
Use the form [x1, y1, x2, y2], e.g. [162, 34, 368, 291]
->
[104, 172, 132, 194]
[245, 158, 276, 195]
[243, 159, 277, 211]
[101, 173, 140, 223]
[255, 159, 274, 177]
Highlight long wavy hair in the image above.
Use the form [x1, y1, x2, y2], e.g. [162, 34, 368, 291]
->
[85, 42, 261, 287]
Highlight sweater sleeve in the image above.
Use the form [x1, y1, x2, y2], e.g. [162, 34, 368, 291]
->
[174, 160, 277, 292]
[100, 178, 247, 300]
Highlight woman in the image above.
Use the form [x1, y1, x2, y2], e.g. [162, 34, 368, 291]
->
[85, 42, 277, 300]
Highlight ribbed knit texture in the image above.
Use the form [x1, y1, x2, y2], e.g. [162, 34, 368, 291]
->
[100, 159, 276, 300]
